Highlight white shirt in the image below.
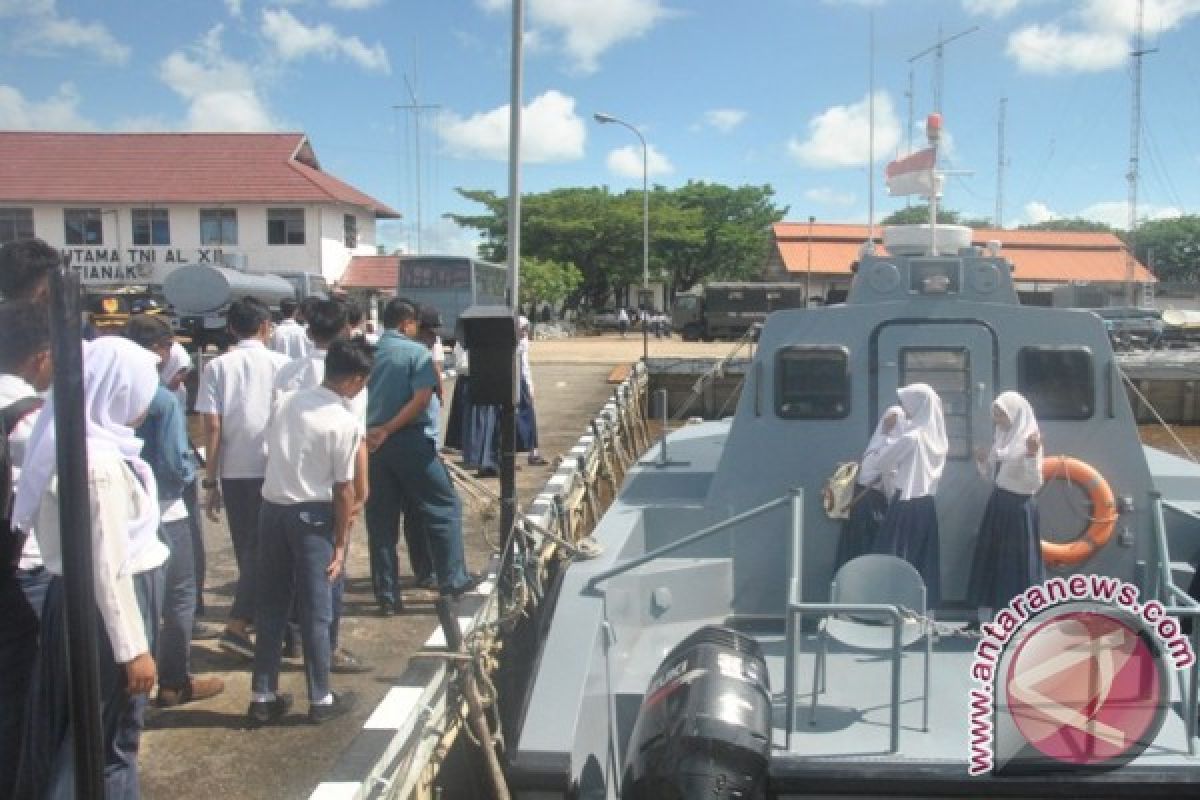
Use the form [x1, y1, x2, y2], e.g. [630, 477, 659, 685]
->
[195, 339, 290, 479]
[0, 373, 44, 569]
[271, 318, 311, 359]
[262, 387, 363, 505]
[274, 349, 369, 422]
[35, 452, 169, 662]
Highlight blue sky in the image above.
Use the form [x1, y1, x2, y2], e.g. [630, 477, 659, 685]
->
[2, 0, 1199, 255]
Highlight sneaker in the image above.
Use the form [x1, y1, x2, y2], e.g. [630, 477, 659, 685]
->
[191, 621, 221, 641]
[156, 675, 225, 707]
[247, 692, 293, 725]
[218, 629, 255, 660]
[309, 690, 359, 724]
[441, 573, 486, 599]
[331, 648, 373, 674]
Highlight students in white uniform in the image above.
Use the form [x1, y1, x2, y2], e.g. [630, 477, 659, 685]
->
[249, 337, 371, 725]
[516, 317, 548, 466]
[968, 391, 1045, 622]
[14, 337, 169, 799]
[835, 404, 906, 570]
[195, 297, 290, 659]
[271, 297, 310, 358]
[871, 383, 947, 605]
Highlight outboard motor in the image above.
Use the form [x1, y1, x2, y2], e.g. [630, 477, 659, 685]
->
[622, 625, 772, 799]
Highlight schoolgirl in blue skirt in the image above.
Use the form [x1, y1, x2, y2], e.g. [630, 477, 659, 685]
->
[835, 404, 906, 570]
[968, 391, 1045, 620]
[871, 384, 947, 606]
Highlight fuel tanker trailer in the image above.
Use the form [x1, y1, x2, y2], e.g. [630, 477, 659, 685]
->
[164, 264, 295, 351]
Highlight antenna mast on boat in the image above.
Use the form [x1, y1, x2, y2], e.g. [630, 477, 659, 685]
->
[867, 9, 876, 245]
[1126, 0, 1156, 305]
[995, 97, 1007, 228]
[908, 24, 979, 116]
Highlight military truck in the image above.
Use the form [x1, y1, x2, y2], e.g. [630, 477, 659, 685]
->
[672, 281, 807, 341]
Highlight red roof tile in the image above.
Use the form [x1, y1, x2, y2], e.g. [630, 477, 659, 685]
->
[771, 222, 1154, 283]
[0, 132, 400, 218]
[339, 254, 399, 290]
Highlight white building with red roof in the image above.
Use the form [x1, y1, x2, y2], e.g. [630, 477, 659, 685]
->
[0, 131, 400, 285]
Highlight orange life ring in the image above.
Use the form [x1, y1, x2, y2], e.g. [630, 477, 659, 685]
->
[1039, 456, 1117, 567]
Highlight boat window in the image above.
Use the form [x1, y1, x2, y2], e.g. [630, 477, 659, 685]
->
[776, 347, 850, 419]
[900, 348, 971, 459]
[1018, 347, 1094, 420]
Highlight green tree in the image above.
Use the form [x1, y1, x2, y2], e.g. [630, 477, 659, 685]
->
[519, 256, 583, 311]
[1129, 215, 1200, 281]
[880, 205, 962, 225]
[1019, 217, 1114, 232]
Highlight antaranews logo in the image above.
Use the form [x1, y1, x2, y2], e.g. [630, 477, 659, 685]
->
[967, 574, 1194, 776]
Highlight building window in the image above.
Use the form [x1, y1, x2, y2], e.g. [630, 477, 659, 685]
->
[64, 208, 103, 246]
[0, 208, 34, 244]
[132, 208, 170, 246]
[776, 346, 850, 419]
[267, 208, 305, 246]
[900, 348, 971, 459]
[1019, 347, 1094, 420]
[199, 209, 237, 245]
[343, 214, 358, 248]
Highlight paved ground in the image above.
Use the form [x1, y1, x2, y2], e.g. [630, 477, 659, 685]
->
[140, 355, 624, 800]
[531, 331, 736, 363]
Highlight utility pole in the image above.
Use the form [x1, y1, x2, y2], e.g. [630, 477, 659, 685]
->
[904, 68, 914, 207]
[1126, 0, 1156, 306]
[867, 9, 876, 243]
[909, 25, 979, 115]
[995, 97, 1007, 229]
[393, 74, 439, 255]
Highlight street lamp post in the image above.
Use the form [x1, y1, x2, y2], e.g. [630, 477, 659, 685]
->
[593, 111, 649, 364]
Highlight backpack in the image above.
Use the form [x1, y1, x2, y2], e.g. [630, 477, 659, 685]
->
[1, 396, 44, 572]
[822, 461, 860, 520]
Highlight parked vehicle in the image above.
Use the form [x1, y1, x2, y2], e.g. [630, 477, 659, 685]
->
[673, 282, 807, 341]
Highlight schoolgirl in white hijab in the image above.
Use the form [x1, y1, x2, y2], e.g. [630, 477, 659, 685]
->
[160, 340, 193, 410]
[871, 383, 947, 604]
[13, 336, 169, 798]
[968, 391, 1045, 622]
[835, 404, 907, 570]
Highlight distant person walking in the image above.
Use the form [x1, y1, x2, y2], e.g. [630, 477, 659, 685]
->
[271, 297, 310, 359]
[616, 307, 630, 338]
[516, 317, 549, 467]
[195, 298, 290, 659]
[364, 299, 480, 615]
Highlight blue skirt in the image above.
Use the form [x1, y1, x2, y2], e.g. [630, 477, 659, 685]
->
[515, 377, 538, 452]
[835, 485, 887, 572]
[445, 376, 499, 470]
[968, 488, 1044, 611]
[873, 495, 941, 607]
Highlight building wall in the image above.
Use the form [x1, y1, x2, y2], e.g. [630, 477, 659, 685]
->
[20, 201, 379, 286]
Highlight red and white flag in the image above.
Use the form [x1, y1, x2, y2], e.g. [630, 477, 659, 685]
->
[885, 147, 938, 197]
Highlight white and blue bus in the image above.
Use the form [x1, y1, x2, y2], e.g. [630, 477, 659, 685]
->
[396, 255, 508, 340]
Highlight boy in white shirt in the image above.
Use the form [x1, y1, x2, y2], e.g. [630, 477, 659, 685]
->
[195, 297, 290, 658]
[249, 337, 371, 724]
[271, 297, 310, 358]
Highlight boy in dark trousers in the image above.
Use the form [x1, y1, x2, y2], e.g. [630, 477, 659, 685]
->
[249, 337, 372, 724]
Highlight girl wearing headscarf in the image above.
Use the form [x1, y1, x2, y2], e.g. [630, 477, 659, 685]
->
[967, 391, 1044, 622]
[834, 404, 906, 570]
[871, 383, 947, 605]
[14, 337, 168, 800]
[516, 316, 548, 467]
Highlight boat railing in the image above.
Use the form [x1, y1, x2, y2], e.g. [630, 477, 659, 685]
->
[583, 487, 805, 591]
[1152, 492, 1200, 754]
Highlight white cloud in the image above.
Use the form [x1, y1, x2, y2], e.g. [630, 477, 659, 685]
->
[1023, 201, 1060, 225]
[330, 0, 384, 8]
[0, 82, 95, 130]
[703, 109, 747, 133]
[1, 0, 129, 63]
[479, 0, 672, 74]
[159, 26, 279, 131]
[805, 187, 856, 206]
[260, 9, 391, 74]
[787, 91, 901, 169]
[1007, 0, 1200, 74]
[386, 218, 482, 258]
[962, 0, 1027, 17]
[438, 89, 586, 163]
[605, 143, 673, 179]
[224, 0, 243, 17]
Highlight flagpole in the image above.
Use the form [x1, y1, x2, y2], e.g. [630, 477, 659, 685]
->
[926, 113, 942, 256]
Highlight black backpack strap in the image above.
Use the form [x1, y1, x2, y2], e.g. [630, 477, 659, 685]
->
[0, 396, 44, 436]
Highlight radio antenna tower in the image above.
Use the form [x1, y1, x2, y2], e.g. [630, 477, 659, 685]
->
[1126, 0, 1156, 305]
[393, 69, 440, 255]
[995, 97, 1007, 228]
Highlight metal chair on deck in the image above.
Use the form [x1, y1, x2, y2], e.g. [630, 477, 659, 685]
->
[786, 554, 932, 752]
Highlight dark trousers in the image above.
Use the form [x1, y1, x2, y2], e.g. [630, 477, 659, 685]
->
[253, 501, 335, 704]
[0, 564, 39, 797]
[222, 477, 264, 623]
[182, 480, 205, 614]
[365, 430, 468, 604]
[158, 517, 197, 689]
[17, 569, 163, 800]
[401, 495, 435, 586]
